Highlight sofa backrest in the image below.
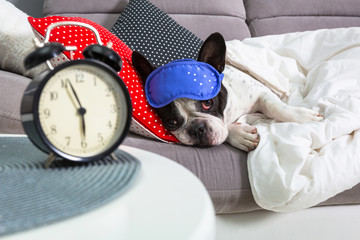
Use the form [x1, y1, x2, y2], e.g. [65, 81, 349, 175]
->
[43, 0, 128, 30]
[149, 0, 250, 40]
[43, 0, 250, 41]
[43, 0, 360, 40]
[245, 0, 360, 37]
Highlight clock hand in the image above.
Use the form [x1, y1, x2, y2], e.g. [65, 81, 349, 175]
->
[66, 79, 85, 110]
[66, 79, 87, 138]
[79, 108, 86, 139]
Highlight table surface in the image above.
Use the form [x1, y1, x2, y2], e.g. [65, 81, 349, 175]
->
[1, 135, 215, 240]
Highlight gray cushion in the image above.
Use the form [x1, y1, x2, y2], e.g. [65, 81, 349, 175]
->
[245, 0, 360, 36]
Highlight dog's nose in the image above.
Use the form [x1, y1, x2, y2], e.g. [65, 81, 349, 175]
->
[189, 122, 207, 139]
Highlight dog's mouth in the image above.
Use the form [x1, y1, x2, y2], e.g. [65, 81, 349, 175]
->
[187, 121, 217, 146]
[170, 119, 227, 147]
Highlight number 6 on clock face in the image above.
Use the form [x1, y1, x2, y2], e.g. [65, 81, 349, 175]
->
[21, 59, 132, 162]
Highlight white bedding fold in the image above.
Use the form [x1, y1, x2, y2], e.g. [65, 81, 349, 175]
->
[226, 28, 360, 212]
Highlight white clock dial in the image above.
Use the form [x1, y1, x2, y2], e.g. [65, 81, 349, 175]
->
[37, 63, 129, 158]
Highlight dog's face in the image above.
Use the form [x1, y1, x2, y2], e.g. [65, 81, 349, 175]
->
[132, 33, 228, 146]
[155, 87, 228, 146]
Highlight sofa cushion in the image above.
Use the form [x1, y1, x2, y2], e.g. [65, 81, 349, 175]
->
[110, 0, 203, 68]
[123, 133, 258, 213]
[28, 16, 179, 143]
[245, 0, 360, 36]
[123, 132, 360, 213]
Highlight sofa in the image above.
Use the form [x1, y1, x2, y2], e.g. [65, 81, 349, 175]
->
[1, 0, 360, 216]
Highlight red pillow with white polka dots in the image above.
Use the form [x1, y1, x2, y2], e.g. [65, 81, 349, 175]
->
[28, 16, 179, 143]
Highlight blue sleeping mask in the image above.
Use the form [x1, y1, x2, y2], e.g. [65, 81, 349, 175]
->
[145, 59, 224, 108]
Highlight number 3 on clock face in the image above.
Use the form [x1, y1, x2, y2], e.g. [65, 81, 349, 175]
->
[21, 60, 132, 162]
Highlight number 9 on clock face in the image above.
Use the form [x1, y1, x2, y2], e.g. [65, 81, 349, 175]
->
[21, 60, 132, 162]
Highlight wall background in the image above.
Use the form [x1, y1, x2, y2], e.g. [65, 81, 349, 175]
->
[7, 0, 44, 17]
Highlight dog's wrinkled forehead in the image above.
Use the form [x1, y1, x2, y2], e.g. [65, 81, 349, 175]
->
[174, 98, 197, 112]
[145, 59, 224, 108]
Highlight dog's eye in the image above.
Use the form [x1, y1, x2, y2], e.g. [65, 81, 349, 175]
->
[165, 118, 183, 131]
[202, 100, 213, 110]
[167, 119, 178, 126]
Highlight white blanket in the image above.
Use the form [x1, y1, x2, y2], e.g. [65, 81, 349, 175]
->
[226, 28, 360, 212]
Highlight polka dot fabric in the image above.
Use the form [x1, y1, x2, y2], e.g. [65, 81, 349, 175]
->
[145, 59, 224, 108]
[110, 0, 203, 67]
[28, 16, 179, 143]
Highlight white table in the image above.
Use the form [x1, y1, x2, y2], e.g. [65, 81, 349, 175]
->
[2, 140, 215, 240]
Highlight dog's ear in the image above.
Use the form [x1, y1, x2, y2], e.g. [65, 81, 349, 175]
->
[197, 32, 226, 73]
[132, 51, 157, 82]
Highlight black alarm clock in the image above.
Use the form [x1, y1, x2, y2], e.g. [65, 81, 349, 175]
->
[21, 21, 132, 168]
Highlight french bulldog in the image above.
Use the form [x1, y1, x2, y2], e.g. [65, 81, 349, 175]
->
[132, 33, 323, 151]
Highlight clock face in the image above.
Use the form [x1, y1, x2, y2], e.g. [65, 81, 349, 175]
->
[35, 61, 130, 160]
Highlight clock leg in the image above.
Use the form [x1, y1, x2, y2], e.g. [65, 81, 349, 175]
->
[110, 152, 117, 161]
[44, 152, 57, 168]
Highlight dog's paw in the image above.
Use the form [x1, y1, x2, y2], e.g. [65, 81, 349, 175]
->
[226, 122, 260, 152]
[287, 107, 323, 123]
